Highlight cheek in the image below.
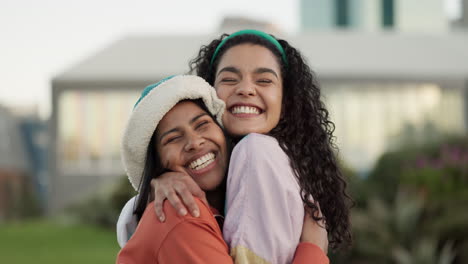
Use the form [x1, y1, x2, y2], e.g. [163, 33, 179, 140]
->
[215, 85, 229, 102]
[274, 95, 283, 115]
[220, 115, 237, 136]
[213, 129, 226, 149]
[158, 153, 169, 168]
[158, 147, 178, 168]
[265, 88, 283, 115]
[211, 128, 227, 158]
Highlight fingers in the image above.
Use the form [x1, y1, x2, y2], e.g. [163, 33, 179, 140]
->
[182, 177, 205, 198]
[181, 176, 208, 208]
[151, 179, 168, 222]
[153, 191, 166, 222]
[151, 178, 188, 221]
[150, 171, 204, 221]
[305, 202, 325, 228]
[302, 205, 329, 254]
[174, 182, 200, 217]
[314, 202, 324, 219]
[166, 189, 188, 217]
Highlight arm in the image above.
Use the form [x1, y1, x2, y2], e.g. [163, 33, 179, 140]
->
[295, 205, 329, 264]
[116, 195, 138, 248]
[223, 134, 306, 264]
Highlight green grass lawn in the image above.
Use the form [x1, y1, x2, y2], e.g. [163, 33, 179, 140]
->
[0, 220, 120, 263]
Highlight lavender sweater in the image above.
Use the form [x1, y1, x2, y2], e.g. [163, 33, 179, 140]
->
[224, 133, 304, 264]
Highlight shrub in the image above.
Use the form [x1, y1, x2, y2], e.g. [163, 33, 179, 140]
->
[343, 136, 468, 264]
[66, 176, 136, 229]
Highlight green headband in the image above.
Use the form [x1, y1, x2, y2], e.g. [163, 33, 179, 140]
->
[210, 29, 288, 67]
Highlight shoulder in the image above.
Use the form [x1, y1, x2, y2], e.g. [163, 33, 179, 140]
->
[161, 198, 215, 225]
[131, 199, 216, 245]
[155, 198, 215, 229]
[119, 199, 223, 262]
[233, 133, 286, 160]
[237, 133, 279, 149]
[228, 133, 294, 185]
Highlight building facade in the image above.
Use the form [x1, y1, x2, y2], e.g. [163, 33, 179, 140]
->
[301, 0, 449, 32]
[50, 32, 468, 212]
[0, 106, 47, 218]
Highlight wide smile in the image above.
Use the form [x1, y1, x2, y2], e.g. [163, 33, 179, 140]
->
[185, 151, 218, 176]
[228, 104, 264, 117]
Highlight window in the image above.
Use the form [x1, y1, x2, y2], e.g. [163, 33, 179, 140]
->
[382, 0, 394, 28]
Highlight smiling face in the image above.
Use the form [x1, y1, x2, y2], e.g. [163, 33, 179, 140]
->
[214, 44, 283, 137]
[155, 101, 227, 191]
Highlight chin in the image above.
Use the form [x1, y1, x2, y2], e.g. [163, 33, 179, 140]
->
[199, 184, 220, 192]
[228, 127, 266, 137]
[198, 178, 224, 192]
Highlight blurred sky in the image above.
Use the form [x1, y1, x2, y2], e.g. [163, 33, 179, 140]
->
[0, 0, 462, 119]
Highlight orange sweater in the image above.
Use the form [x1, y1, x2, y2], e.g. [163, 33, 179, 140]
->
[116, 199, 329, 264]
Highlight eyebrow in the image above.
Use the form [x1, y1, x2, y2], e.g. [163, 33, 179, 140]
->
[254, 67, 279, 78]
[189, 113, 208, 125]
[216, 66, 240, 77]
[217, 66, 278, 78]
[159, 112, 209, 142]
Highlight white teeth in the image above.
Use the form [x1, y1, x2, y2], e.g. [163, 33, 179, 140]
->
[231, 106, 260, 114]
[189, 152, 216, 170]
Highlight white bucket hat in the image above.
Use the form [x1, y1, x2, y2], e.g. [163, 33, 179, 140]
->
[121, 75, 225, 190]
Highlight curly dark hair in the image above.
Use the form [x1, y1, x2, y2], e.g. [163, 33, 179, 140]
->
[189, 33, 353, 249]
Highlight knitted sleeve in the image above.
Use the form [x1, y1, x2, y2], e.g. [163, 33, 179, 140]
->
[117, 195, 138, 248]
[223, 133, 305, 264]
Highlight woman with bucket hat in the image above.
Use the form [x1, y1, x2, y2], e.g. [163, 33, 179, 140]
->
[116, 75, 329, 263]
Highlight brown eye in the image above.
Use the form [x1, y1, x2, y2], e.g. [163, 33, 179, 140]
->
[258, 79, 272, 84]
[165, 136, 181, 145]
[196, 120, 209, 129]
[222, 78, 236, 83]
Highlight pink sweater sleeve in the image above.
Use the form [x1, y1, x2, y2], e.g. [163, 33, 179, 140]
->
[223, 133, 305, 264]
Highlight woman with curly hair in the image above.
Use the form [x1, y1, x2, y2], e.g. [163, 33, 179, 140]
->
[117, 75, 329, 263]
[117, 29, 351, 263]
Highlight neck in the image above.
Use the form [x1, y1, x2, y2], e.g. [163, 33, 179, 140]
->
[205, 187, 225, 214]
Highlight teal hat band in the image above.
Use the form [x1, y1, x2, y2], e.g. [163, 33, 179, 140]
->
[210, 29, 288, 67]
[134, 75, 175, 108]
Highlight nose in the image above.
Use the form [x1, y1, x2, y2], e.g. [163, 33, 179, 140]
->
[236, 80, 256, 97]
[184, 131, 205, 152]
